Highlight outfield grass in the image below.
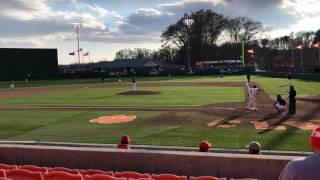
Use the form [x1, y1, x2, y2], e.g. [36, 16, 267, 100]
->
[0, 86, 244, 107]
[1, 75, 318, 97]
[0, 75, 318, 152]
[0, 110, 311, 152]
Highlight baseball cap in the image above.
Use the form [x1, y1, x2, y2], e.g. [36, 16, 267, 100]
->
[310, 127, 320, 149]
[246, 141, 261, 154]
[199, 141, 212, 152]
[120, 135, 131, 144]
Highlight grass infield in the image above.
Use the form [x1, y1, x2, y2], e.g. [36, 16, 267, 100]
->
[0, 86, 245, 107]
[0, 110, 311, 152]
[0, 75, 318, 152]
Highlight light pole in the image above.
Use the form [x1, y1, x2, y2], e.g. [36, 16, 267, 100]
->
[72, 22, 82, 72]
[183, 15, 194, 74]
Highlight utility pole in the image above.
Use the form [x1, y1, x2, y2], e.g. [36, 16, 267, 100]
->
[72, 22, 82, 72]
[183, 15, 194, 74]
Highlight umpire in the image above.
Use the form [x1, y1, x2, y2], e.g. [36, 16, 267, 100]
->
[288, 85, 296, 115]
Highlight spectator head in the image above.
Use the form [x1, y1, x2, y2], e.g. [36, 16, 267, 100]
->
[290, 85, 294, 90]
[247, 141, 261, 154]
[120, 135, 131, 145]
[199, 141, 212, 152]
[310, 127, 320, 154]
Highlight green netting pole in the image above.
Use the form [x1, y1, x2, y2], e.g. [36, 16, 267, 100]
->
[242, 40, 245, 68]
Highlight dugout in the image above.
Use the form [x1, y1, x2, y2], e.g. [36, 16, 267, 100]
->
[0, 48, 59, 80]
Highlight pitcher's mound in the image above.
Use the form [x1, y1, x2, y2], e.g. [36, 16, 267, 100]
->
[90, 115, 136, 124]
[118, 91, 160, 96]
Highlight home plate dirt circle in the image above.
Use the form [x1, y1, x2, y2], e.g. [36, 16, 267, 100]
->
[117, 91, 161, 96]
[89, 115, 136, 124]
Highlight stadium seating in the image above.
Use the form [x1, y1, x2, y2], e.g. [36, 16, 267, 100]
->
[84, 174, 125, 180]
[190, 176, 218, 180]
[152, 174, 187, 180]
[0, 163, 232, 180]
[49, 167, 80, 174]
[0, 164, 17, 170]
[115, 171, 151, 179]
[6, 169, 43, 180]
[0, 170, 6, 178]
[80, 169, 114, 177]
[44, 171, 83, 180]
[19, 165, 48, 173]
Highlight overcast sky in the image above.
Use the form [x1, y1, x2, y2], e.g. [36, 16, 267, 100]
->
[1, 0, 320, 64]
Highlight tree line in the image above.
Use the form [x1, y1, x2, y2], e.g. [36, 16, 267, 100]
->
[114, 9, 320, 71]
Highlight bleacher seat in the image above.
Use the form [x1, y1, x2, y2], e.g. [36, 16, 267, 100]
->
[115, 171, 150, 179]
[6, 169, 43, 180]
[0, 170, 6, 177]
[0, 178, 12, 180]
[0, 164, 17, 170]
[49, 167, 80, 174]
[152, 174, 187, 180]
[44, 171, 83, 180]
[19, 165, 48, 173]
[80, 169, 113, 176]
[84, 174, 125, 180]
[190, 176, 218, 180]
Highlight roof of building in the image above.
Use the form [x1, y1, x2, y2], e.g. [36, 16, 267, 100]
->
[96, 59, 182, 68]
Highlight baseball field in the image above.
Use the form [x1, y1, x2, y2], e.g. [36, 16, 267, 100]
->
[0, 75, 319, 151]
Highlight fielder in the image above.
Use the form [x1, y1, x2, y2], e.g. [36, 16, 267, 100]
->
[246, 82, 259, 110]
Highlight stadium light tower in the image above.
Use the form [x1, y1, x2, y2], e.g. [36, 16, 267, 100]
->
[183, 15, 194, 74]
[72, 21, 82, 72]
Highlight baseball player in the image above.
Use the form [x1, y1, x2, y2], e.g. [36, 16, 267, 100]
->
[246, 82, 259, 110]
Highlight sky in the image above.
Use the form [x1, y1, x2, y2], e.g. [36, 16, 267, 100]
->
[1, 0, 320, 65]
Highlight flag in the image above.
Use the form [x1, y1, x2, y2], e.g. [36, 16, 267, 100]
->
[295, 45, 303, 49]
[247, 49, 254, 54]
[77, 48, 83, 52]
[69, 52, 75, 55]
[313, 42, 320, 48]
[83, 52, 90, 56]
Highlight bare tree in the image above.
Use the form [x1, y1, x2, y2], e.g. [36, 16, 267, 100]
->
[226, 17, 263, 43]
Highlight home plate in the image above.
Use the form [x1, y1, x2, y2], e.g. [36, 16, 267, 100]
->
[229, 120, 242, 124]
[207, 119, 224, 127]
[271, 126, 287, 131]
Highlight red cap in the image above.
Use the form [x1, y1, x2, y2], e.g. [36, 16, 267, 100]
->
[120, 135, 131, 144]
[199, 141, 212, 152]
[310, 127, 320, 149]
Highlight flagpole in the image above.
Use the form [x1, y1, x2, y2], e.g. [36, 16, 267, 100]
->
[89, 53, 91, 71]
[300, 49, 303, 72]
[318, 45, 320, 65]
[82, 50, 84, 72]
[291, 47, 294, 67]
